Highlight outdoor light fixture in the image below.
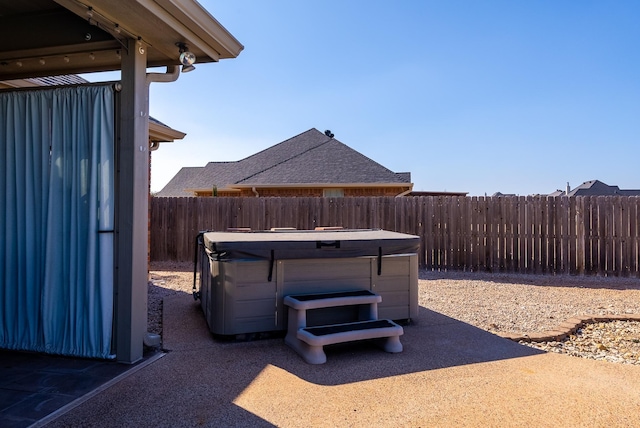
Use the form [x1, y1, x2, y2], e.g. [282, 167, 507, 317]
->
[176, 42, 196, 73]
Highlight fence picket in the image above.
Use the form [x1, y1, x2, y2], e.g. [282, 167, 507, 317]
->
[629, 198, 640, 274]
[575, 196, 585, 275]
[516, 196, 526, 273]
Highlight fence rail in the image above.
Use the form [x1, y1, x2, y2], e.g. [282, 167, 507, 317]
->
[150, 196, 640, 277]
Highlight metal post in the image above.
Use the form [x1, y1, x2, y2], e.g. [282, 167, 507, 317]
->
[116, 38, 149, 363]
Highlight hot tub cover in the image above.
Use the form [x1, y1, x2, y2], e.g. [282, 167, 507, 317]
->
[202, 229, 419, 261]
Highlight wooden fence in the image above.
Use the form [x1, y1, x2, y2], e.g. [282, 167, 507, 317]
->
[150, 196, 640, 277]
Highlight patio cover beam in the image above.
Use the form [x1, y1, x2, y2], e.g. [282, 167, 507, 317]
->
[116, 37, 150, 363]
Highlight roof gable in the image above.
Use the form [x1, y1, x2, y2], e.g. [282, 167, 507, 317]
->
[238, 138, 408, 184]
[233, 128, 330, 179]
[569, 180, 620, 196]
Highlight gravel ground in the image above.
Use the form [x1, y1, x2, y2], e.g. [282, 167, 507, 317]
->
[523, 320, 640, 365]
[418, 270, 640, 334]
[419, 270, 640, 366]
[148, 261, 640, 364]
[148, 262, 197, 337]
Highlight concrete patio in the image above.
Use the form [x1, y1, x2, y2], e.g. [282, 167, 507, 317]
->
[4, 289, 640, 427]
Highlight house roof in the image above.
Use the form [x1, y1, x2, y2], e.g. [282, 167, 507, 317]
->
[550, 180, 640, 197]
[158, 128, 413, 196]
[0, 0, 243, 80]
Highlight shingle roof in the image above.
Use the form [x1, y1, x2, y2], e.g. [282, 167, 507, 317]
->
[568, 180, 640, 196]
[155, 166, 204, 196]
[548, 180, 640, 197]
[156, 128, 411, 197]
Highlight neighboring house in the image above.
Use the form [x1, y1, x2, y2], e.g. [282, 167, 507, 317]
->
[549, 180, 640, 197]
[158, 128, 413, 197]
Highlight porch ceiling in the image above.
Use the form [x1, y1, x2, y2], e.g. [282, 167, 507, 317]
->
[0, 0, 243, 80]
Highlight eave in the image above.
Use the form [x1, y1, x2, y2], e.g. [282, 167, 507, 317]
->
[149, 120, 186, 143]
[0, 0, 244, 80]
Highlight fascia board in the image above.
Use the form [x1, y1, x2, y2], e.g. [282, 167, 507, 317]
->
[152, 0, 244, 58]
[56, 0, 242, 63]
[148, 120, 186, 142]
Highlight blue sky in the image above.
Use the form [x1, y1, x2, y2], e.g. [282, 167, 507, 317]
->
[87, 1, 640, 196]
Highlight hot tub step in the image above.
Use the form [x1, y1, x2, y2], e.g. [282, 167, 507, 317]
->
[284, 289, 381, 310]
[284, 290, 382, 344]
[287, 319, 404, 364]
[300, 319, 403, 342]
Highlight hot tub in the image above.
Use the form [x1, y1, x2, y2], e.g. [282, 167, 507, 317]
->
[197, 229, 419, 336]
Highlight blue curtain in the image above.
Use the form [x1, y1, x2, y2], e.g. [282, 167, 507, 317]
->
[0, 84, 115, 359]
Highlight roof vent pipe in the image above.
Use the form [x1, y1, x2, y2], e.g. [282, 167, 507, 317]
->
[566, 182, 570, 196]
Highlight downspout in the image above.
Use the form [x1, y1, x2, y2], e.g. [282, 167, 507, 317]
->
[143, 65, 180, 349]
[146, 66, 179, 153]
[252, 187, 260, 197]
[146, 65, 180, 85]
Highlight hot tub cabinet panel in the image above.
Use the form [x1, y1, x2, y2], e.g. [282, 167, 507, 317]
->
[201, 259, 278, 335]
[199, 230, 419, 336]
[372, 254, 419, 321]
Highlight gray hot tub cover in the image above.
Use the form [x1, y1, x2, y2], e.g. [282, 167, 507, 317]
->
[202, 229, 420, 261]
